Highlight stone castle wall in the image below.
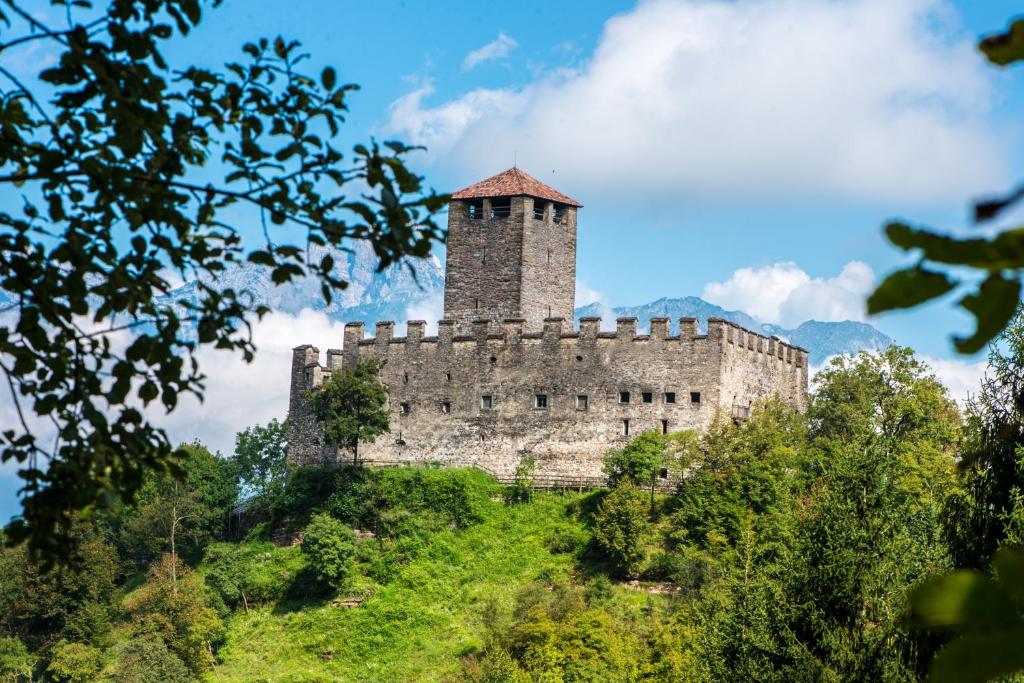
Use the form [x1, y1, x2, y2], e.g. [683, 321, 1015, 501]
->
[443, 197, 577, 334]
[287, 316, 809, 480]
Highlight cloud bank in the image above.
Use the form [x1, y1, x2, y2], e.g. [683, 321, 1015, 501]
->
[702, 261, 875, 327]
[389, 0, 1003, 203]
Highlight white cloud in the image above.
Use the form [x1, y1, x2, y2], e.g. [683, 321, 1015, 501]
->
[703, 261, 874, 327]
[401, 292, 444, 335]
[923, 355, 986, 403]
[575, 281, 606, 307]
[150, 310, 346, 455]
[389, 0, 1004, 203]
[386, 81, 529, 153]
[463, 32, 519, 71]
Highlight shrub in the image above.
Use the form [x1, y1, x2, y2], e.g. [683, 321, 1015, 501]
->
[47, 641, 105, 683]
[301, 513, 357, 590]
[363, 467, 498, 531]
[108, 636, 190, 683]
[203, 542, 305, 611]
[0, 637, 34, 682]
[505, 457, 536, 505]
[592, 484, 651, 576]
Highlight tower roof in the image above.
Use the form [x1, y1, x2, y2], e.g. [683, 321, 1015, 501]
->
[450, 167, 582, 207]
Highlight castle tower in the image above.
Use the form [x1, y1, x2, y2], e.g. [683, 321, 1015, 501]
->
[444, 168, 582, 333]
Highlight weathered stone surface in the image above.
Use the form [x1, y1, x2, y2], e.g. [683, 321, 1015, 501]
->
[287, 172, 808, 481]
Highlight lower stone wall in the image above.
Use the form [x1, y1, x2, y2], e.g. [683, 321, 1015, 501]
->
[287, 316, 809, 480]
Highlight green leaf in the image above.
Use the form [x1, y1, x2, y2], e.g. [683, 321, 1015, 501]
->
[321, 66, 336, 91]
[980, 19, 1024, 66]
[931, 627, 1024, 683]
[993, 548, 1024, 606]
[866, 267, 956, 314]
[954, 274, 1022, 354]
[911, 571, 1018, 628]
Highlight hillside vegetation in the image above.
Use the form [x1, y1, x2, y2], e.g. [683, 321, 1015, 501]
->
[5, 343, 1024, 682]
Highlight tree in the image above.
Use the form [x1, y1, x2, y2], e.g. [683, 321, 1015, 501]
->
[0, 637, 34, 683]
[604, 430, 666, 508]
[122, 554, 225, 677]
[301, 512, 357, 591]
[0, 0, 446, 562]
[233, 418, 288, 501]
[592, 484, 651, 576]
[786, 348, 959, 680]
[46, 641, 104, 683]
[0, 524, 117, 651]
[945, 308, 1024, 569]
[107, 636, 190, 683]
[868, 19, 1024, 353]
[308, 358, 389, 465]
[119, 442, 237, 575]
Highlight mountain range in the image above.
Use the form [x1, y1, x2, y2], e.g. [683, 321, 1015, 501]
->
[0, 246, 892, 366]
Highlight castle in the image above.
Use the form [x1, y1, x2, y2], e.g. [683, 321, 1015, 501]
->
[288, 168, 808, 482]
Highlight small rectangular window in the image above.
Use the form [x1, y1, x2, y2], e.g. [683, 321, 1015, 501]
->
[399, 402, 411, 415]
[577, 395, 588, 411]
[619, 391, 630, 404]
[441, 401, 451, 414]
[468, 199, 483, 220]
[533, 201, 547, 220]
[665, 392, 676, 404]
[490, 197, 511, 219]
[660, 467, 669, 479]
[623, 419, 630, 436]
[553, 203, 566, 224]
[481, 395, 493, 409]
[642, 392, 653, 404]
[661, 419, 669, 434]
[535, 394, 548, 409]
[690, 391, 702, 405]
[446, 371, 452, 382]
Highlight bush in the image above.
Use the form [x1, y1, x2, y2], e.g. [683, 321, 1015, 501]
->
[592, 484, 651, 576]
[203, 542, 305, 611]
[47, 641, 105, 683]
[363, 467, 498, 531]
[301, 513, 357, 590]
[0, 637, 34, 682]
[108, 636, 190, 683]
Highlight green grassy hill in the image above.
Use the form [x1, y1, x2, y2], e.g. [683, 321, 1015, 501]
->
[206, 473, 667, 682]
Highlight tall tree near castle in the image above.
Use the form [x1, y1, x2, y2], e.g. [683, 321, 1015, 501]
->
[308, 359, 389, 465]
[0, 0, 445, 562]
[868, 18, 1024, 353]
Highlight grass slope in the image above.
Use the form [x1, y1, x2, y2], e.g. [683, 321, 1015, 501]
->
[209, 489, 656, 682]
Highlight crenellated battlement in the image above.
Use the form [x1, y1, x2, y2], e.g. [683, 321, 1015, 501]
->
[323, 316, 807, 366]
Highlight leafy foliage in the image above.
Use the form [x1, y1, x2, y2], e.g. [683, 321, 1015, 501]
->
[107, 635, 190, 683]
[591, 483, 651, 576]
[868, 18, 1024, 353]
[0, 0, 445, 562]
[121, 553, 225, 676]
[301, 512, 357, 591]
[307, 358, 390, 464]
[233, 418, 288, 501]
[0, 524, 117, 651]
[116, 442, 237, 567]
[0, 637, 34, 683]
[46, 640, 105, 683]
[911, 547, 1024, 683]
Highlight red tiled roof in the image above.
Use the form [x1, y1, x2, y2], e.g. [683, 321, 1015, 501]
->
[450, 167, 582, 207]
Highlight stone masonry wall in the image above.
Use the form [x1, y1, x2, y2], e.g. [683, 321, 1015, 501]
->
[287, 316, 809, 481]
[442, 197, 577, 334]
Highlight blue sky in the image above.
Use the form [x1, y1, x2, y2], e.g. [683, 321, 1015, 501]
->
[1, 0, 1023, 523]
[158, 0, 1024, 357]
